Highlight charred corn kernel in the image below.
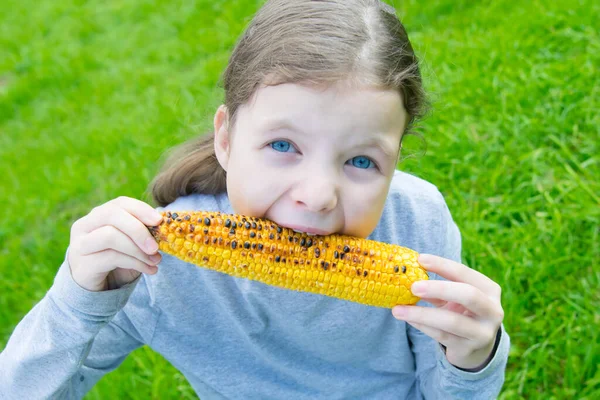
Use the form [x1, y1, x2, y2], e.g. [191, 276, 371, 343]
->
[149, 210, 429, 308]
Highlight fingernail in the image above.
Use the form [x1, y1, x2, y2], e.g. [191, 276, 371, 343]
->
[152, 212, 163, 222]
[393, 307, 407, 319]
[145, 238, 159, 253]
[411, 281, 426, 295]
[149, 254, 162, 264]
[418, 254, 435, 266]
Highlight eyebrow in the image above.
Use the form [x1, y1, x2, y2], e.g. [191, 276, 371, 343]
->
[354, 137, 398, 159]
[262, 118, 302, 133]
[262, 118, 398, 159]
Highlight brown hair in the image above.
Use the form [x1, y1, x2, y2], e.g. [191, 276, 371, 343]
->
[149, 0, 429, 207]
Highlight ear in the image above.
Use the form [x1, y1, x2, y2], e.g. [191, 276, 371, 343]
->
[213, 104, 231, 172]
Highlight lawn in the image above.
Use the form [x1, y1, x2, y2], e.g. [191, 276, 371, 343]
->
[1, 0, 598, 398]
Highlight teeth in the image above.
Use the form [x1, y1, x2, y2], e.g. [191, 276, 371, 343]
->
[293, 229, 316, 236]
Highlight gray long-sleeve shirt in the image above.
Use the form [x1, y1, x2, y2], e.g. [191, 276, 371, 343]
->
[0, 170, 509, 399]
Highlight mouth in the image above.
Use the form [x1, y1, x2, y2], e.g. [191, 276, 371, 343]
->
[282, 224, 331, 236]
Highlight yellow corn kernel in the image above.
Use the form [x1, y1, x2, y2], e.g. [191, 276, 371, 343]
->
[149, 210, 428, 308]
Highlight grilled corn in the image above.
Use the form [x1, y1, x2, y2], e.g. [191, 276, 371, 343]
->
[149, 210, 428, 308]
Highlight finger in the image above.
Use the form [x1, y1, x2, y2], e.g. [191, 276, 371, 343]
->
[411, 280, 500, 318]
[73, 197, 163, 236]
[73, 206, 161, 255]
[418, 254, 501, 297]
[417, 297, 447, 308]
[392, 305, 484, 342]
[80, 249, 158, 275]
[417, 299, 473, 318]
[75, 225, 162, 266]
[111, 196, 163, 225]
[404, 320, 463, 349]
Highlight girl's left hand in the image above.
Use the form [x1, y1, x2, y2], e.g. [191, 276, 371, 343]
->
[392, 254, 504, 370]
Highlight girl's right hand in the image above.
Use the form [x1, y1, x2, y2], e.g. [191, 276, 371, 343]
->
[67, 196, 164, 292]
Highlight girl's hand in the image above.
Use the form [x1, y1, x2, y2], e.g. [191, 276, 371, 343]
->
[67, 196, 164, 292]
[392, 254, 504, 370]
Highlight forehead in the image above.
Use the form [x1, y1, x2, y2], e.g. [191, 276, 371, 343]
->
[238, 81, 407, 135]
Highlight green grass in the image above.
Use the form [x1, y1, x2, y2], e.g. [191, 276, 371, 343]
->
[1, 0, 598, 398]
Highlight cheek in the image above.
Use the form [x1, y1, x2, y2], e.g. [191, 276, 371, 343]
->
[226, 156, 287, 216]
[344, 179, 390, 237]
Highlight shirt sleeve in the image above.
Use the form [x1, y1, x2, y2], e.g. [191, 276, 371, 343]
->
[0, 250, 150, 399]
[408, 200, 510, 399]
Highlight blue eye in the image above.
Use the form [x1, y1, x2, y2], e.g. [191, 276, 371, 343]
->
[349, 156, 375, 169]
[270, 140, 295, 152]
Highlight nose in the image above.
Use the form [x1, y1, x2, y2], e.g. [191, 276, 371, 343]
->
[291, 173, 339, 213]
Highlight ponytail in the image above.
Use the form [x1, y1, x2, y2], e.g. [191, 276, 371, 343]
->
[148, 133, 226, 207]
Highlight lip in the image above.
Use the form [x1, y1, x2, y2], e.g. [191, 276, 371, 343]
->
[280, 224, 331, 236]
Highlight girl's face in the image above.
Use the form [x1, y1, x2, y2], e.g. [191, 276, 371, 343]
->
[214, 81, 407, 238]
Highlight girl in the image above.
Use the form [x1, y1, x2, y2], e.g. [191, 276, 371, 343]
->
[0, 0, 508, 398]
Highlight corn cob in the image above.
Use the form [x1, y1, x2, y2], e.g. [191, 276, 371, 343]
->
[149, 210, 428, 308]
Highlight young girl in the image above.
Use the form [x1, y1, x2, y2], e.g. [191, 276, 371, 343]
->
[0, 1, 509, 398]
